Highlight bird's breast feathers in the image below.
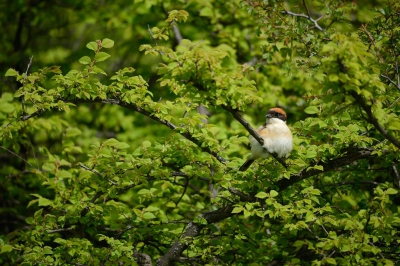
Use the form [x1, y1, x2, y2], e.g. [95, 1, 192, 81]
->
[249, 120, 293, 159]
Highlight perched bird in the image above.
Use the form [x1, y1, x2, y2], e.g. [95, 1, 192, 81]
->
[239, 107, 293, 171]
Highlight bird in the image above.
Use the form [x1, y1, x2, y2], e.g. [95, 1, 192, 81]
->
[239, 107, 293, 171]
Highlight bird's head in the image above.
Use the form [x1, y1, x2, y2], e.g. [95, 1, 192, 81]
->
[265, 107, 287, 124]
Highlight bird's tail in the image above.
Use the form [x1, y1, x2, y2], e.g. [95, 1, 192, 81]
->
[239, 158, 255, 171]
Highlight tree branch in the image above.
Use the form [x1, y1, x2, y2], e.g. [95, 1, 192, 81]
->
[380, 74, 400, 91]
[348, 91, 400, 149]
[11, 98, 227, 164]
[276, 148, 375, 190]
[156, 147, 378, 265]
[175, 176, 189, 206]
[228, 187, 256, 202]
[21, 108, 45, 121]
[80, 191, 103, 217]
[84, 98, 228, 164]
[134, 242, 153, 266]
[156, 204, 234, 266]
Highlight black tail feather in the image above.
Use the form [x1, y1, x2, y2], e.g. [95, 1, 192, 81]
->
[239, 158, 255, 172]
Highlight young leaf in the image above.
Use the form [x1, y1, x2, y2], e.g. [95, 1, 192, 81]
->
[255, 192, 268, 198]
[79, 56, 92, 65]
[101, 38, 114, 48]
[5, 68, 18, 77]
[304, 106, 319, 114]
[270, 190, 279, 198]
[95, 52, 111, 62]
[86, 41, 98, 51]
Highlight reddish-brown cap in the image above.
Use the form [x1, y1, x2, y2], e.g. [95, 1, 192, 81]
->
[266, 107, 287, 121]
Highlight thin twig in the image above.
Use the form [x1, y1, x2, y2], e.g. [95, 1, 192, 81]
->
[302, 0, 311, 18]
[78, 163, 118, 185]
[392, 164, 400, 188]
[306, 225, 319, 239]
[321, 224, 329, 235]
[22, 56, 33, 114]
[175, 176, 189, 206]
[281, 9, 325, 32]
[380, 74, 400, 91]
[21, 109, 44, 121]
[114, 225, 133, 239]
[148, 24, 163, 56]
[228, 187, 256, 202]
[47, 227, 74, 234]
[24, 56, 33, 79]
[81, 191, 103, 217]
[0, 146, 39, 171]
[369, 242, 385, 259]
[326, 180, 380, 186]
[172, 24, 183, 44]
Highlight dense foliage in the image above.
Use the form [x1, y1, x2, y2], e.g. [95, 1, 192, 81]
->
[1, 0, 400, 265]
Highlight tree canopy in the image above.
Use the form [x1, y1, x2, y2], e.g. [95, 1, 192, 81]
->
[1, 0, 400, 265]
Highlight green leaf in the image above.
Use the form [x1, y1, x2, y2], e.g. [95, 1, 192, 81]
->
[388, 121, 400, 131]
[304, 106, 319, 114]
[104, 138, 119, 146]
[142, 212, 156, 219]
[386, 188, 398, 195]
[1, 92, 13, 101]
[86, 41, 98, 51]
[146, 206, 159, 212]
[329, 74, 339, 82]
[79, 56, 92, 65]
[142, 140, 151, 148]
[305, 150, 317, 159]
[95, 52, 111, 62]
[38, 197, 52, 207]
[5, 68, 18, 77]
[270, 190, 278, 198]
[66, 127, 82, 137]
[255, 192, 268, 198]
[138, 189, 149, 195]
[326, 258, 336, 265]
[101, 38, 114, 48]
[53, 238, 66, 244]
[200, 7, 213, 17]
[1, 245, 13, 253]
[92, 66, 107, 76]
[0, 102, 15, 113]
[116, 142, 130, 149]
[231, 207, 243, 213]
[310, 188, 321, 195]
[57, 170, 72, 178]
[313, 165, 324, 171]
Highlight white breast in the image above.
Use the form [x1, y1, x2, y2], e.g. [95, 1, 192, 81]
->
[249, 118, 293, 159]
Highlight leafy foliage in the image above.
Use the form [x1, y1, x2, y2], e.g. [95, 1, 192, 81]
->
[1, 0, 400, 265]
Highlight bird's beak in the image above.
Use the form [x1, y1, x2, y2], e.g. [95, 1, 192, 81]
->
[265, 114, 272, 119]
